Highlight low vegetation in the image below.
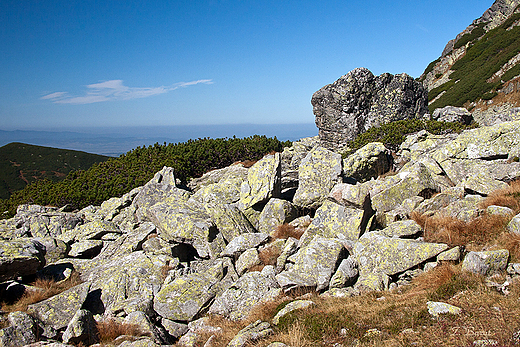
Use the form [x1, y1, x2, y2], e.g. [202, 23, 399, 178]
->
[343, 119, 476, 157]
[96, 318, 148, 345]
[427, 6, 520, 111]
[0, 142, 109, 200]
[0, 135, 291, 219]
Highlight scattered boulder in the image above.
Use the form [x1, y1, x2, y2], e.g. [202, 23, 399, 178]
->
[239, 153, 281, 210]
[343, 142, 392, 182]
[61, 309, 99, 345]
[427, 301, 462, 317]
[272, 300, 315, 325]
[431, 106, 473, 124]
[226, 320, 273, 347]
[462, 250, 510, 276]
[0, 238, 46, 281]
[312, 67, 428, 151]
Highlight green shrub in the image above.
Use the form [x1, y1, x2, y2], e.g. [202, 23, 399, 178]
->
[0, 136, 291, 218]
[453, 23, 486, 49]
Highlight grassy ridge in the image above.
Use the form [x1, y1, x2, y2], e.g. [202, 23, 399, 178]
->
[0, 136, 291, 218]
[0, 142, 110, 200]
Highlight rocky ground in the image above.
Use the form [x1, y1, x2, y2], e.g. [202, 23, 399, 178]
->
[1, 116, 520, 346]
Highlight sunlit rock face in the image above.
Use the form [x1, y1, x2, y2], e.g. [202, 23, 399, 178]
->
[312, 67, 428, 151]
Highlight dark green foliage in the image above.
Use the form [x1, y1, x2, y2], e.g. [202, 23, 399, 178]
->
[453, 23, 486, 49]
[435, 73, 443, 79]
[501, 63, 520, 82]
[0, 143, 109, 200]
[343, 119, 476, 157]
[0, 136, 291, 218]
[428, 13, 520, 112]
[481, 91, 498, 100]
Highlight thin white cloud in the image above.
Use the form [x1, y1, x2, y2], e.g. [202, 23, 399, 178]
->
[41, 79, 213, 104]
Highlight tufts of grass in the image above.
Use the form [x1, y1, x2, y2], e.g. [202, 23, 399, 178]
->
[96, 318, 147, 344]
[272, 223, 304, 240]
[0, 271, 82, 313]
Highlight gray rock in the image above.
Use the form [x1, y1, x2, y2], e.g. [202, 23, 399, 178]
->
[329, 257, 359, 289]
[62, 309, 99, 345]
[239, 153, 281, 210]
[354, 271, 390, 292]
[508, 213, 520, 235]
[58, 220, 121, 244]
[293, 146, 343, 209]
[189, 164, 248, 205]
[0, 238, 46, 281]
[226, 320, 273, 347]
[329, 182, 372, 209]
[426, 301, 462, 317]
[487, 205, 514, 216]
[276, 236, 346, 291]
[437, 247, 462, 262]
[124, 311, 165, 344]
[353, 231, 448, 276]
[343, 142, 392, 182]
[14, 204, 83, 239]
[153, 263, 224, 322]
[27, 282, 91, 331]
[462, 250, 509, 276]
[95, 222, 156, 260]
[257, 198, 297, 235]
[205, 203, 256, 243]
[235, 248, 261, 276]
[221, 233, 269, 258]
[68, 239, 103, 258]
[299, 200, 370, 247]
[272, 300, 315, 325]
[161, 319, 188, 339]
[0, 311, 39, 347]
[312, 67, 428, 151]
[431, 106, 473, 124]
[209, 271, 281, 321]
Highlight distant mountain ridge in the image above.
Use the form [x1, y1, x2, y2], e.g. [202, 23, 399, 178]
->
[0, 142, 110, 200]
[419, 0, 520, 124]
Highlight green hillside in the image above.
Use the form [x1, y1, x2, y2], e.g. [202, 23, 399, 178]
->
[0, 142, 110, 200]
[422, 6, 520, 112]
[0, 136, 290, 218]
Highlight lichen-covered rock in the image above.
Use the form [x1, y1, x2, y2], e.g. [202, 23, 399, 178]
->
[189, 165, 248, 205]
[487, 205, 514, 216]
[508, 213, 520, 236]
[257, 198, 297, 234]
[280, 137, 318, 199]
[235, 248, 261, 276]
[14, 204, 83, 239]
[68, 240, 103, 258]
[0, 238, 46, 281]
[312, 67, 428, 151]
[209, 271, 281, 321]
[329, 257, 359, 289]
[62, 309, 99, 345]
[85, 251, 169, 316]
[239, 153, 281, 210]
[275, 237, 299, 273]
[226, 320, 273, 347]
[95, 222, 156, 260]
[148, 199, 221, 259]
[460, 173, 509, 195]
[221, 233, 269, 258]
[58, 220, 121, 244]
[161, 319, 188, 339]
[299, 200, 369, 247]
[438, 120, 520, 160]
[27, 282, 91, 331]
[427, 301, 462, 317]
[276, 236, 346, 291]
[353, 232, 448, 276]
[329, 182, 372, 209]
[462, 250, 509, 276]
[293, 146, 343, 209]
[124, 311, 165, 344]
[437, 247, 462, 262]
[343, 142, 391, 182]
[379, 220, 422, 238]
[370, 163, 439, 213]
[0, 311, 39, 347]
[204, 203, 256, 243]
[354, 271, 390, 292]
[272, 300, 315, 325]
[431, 106, 473, 124]
[413, 187, 465, 215]
[133, 166, 191, 221]
[439, 194, 484, 222]
[154, 272, 221, 322]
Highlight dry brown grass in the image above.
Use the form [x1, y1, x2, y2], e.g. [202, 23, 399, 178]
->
[272, 223, 304, 240]
[160, 260, 176, 280]
[258, 244, 282, 267]
[481, 179, 520, 214]
[96, 318, 148, 344]
[411, 211, 512, 251]
[1, 271, 82, 313]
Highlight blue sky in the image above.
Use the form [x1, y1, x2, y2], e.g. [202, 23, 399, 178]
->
[1, 0, 493, 130]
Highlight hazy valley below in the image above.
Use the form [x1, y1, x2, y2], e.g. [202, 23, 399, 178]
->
[0, 123, 317, 157]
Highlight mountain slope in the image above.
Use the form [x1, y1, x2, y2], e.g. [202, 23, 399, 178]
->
[0, 142, 110, 199]
[419, 0, 520, 124]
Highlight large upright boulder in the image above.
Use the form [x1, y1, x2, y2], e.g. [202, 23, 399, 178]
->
[312, 67, 428, 151]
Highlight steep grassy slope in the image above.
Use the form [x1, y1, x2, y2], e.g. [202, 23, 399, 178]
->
[0, 142, 110, 199]
[420, 1, 520, 114]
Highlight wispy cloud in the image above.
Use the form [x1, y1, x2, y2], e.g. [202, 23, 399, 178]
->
[41, 79, 213, 104]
